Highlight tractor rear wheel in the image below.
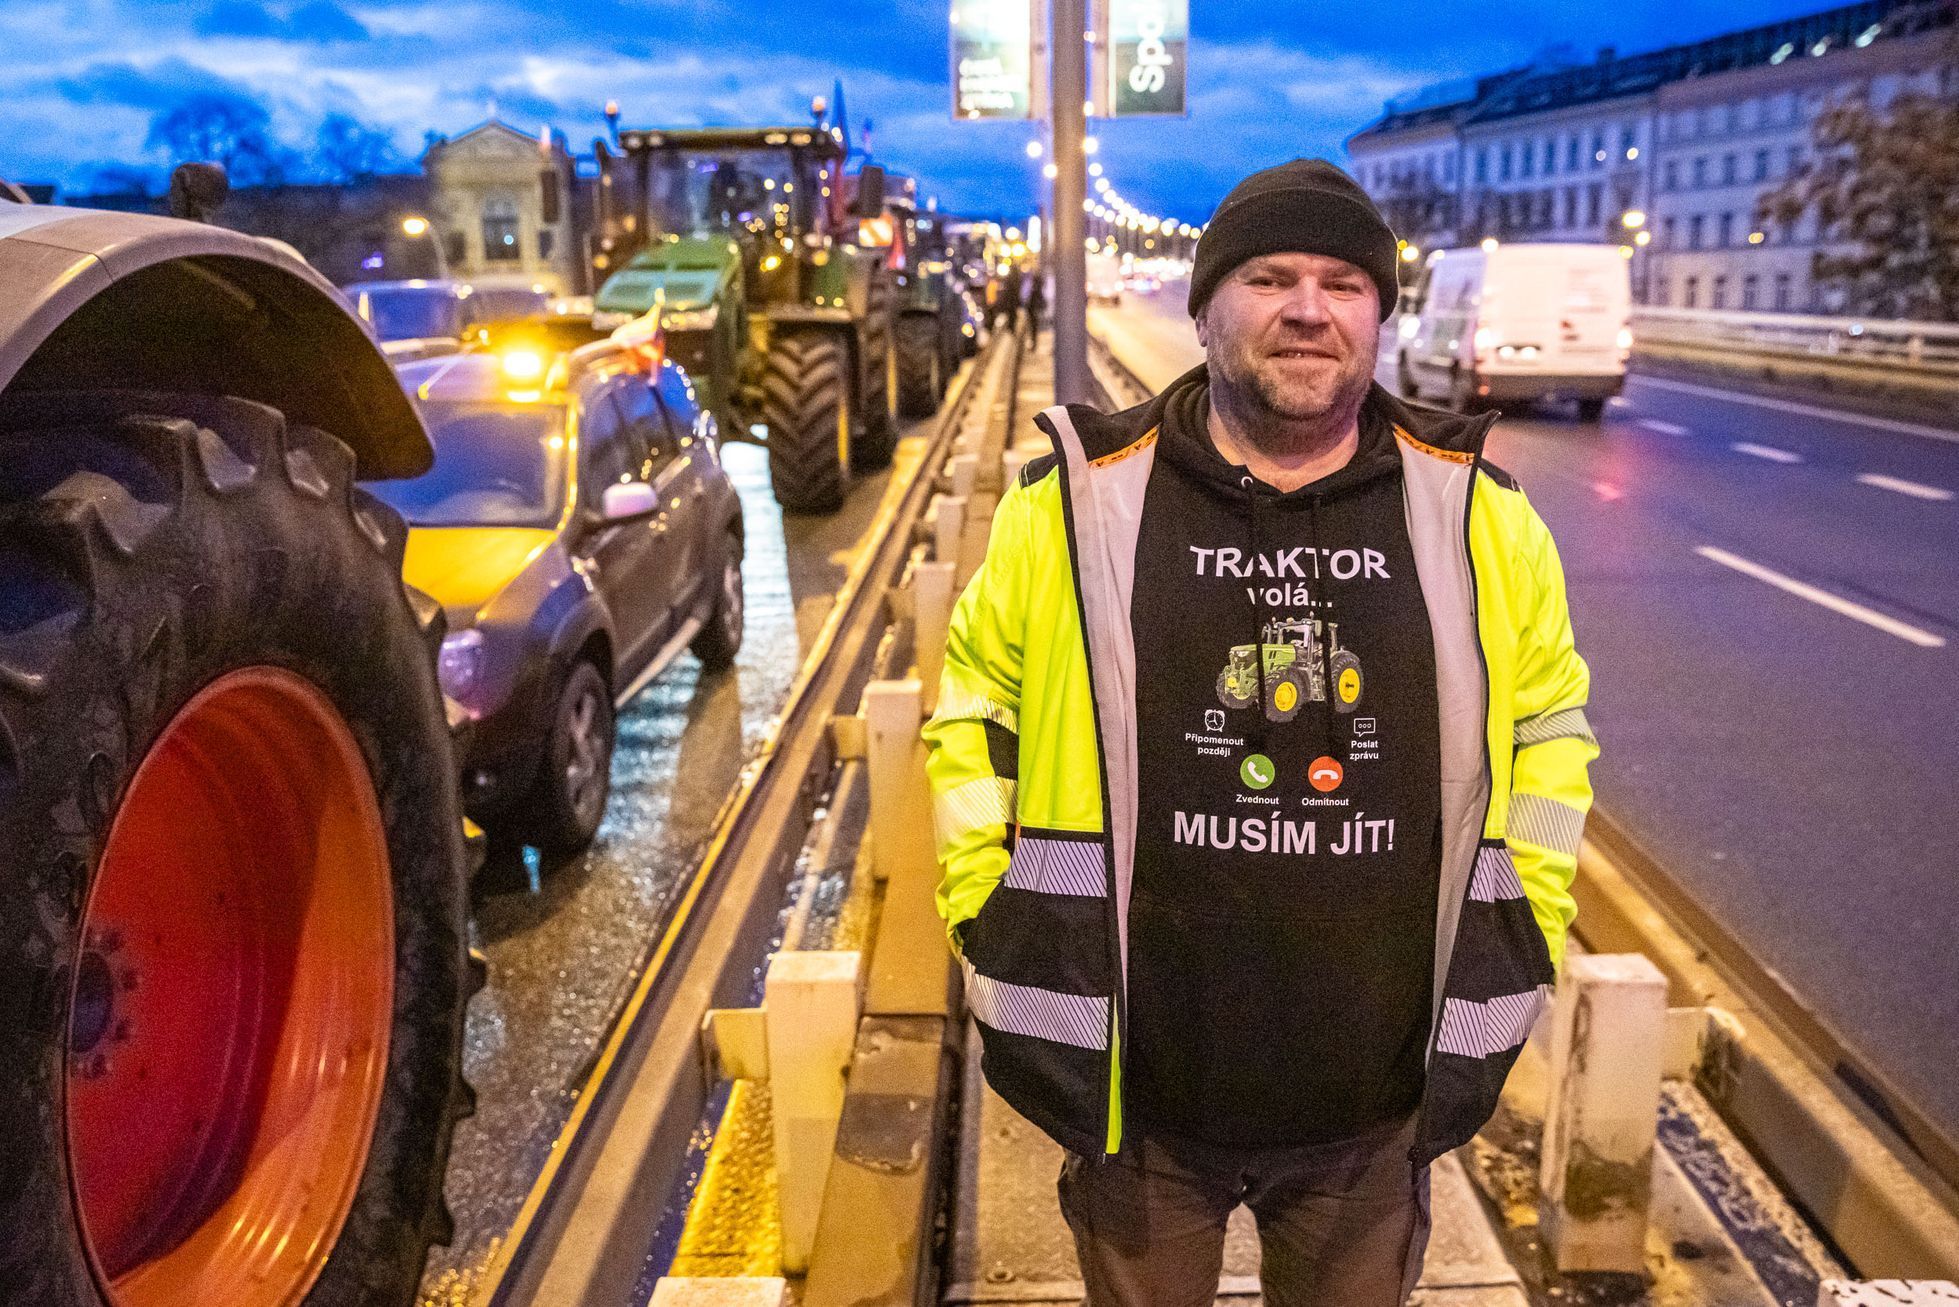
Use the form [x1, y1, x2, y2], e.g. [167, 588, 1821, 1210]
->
[763, 330, 854, 514]
[0, 391, 473, 1307]
[853, 278, 899, 471]
[895, 313, 945, 418]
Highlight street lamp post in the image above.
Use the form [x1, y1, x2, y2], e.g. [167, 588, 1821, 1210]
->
[1048, 0, 1089, 404]
[400, 214, 449, 279]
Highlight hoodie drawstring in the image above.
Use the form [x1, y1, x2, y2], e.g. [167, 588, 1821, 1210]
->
[1245, 477, 1272, 753]
[1243, 478, 1340, 767]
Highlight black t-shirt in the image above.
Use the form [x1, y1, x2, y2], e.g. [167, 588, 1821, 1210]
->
[1126, 383, 1443, 1148]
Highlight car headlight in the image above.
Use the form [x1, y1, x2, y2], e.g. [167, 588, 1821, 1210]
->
[662, 304, 720, 332]
[438, 628, 486, 703]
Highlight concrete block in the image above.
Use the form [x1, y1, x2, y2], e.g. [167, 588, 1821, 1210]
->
[950, 451, 981, 498]
[934, 495, 967, 568]
[701, 1005, 768, 1081]
[1540, 953, 1668, 1273]
[912, 561, 956, 716]
[649, 1276, 788, 1307]
[1819, 1284, 1959, 1306]
[765, 950, 864, 1275]
[863, 679, 933, 884]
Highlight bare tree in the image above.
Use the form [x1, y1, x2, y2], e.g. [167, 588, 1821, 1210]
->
[1758, 49, 1959, 321]
[314, 113, 400, 183]
[147, 94, 293, 187]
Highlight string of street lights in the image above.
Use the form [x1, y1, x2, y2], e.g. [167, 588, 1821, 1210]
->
[1025, 136, 1201, 261]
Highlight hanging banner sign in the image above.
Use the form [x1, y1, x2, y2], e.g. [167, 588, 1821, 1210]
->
[1108, 0, 1188, 117]
[951, 0, 1036, 119]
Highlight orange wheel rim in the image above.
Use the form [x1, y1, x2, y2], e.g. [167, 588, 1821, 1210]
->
[65, 667, 395, 1307]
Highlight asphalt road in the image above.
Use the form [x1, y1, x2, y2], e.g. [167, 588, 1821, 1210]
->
[419, 416, 939, 1305]
[1092, 285, 1959, 1159]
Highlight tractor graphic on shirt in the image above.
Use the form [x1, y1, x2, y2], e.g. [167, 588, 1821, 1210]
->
[1215, 619, 1365, 722]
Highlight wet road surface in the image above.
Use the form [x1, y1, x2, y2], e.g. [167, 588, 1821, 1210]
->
[420, 424, 934, 1304]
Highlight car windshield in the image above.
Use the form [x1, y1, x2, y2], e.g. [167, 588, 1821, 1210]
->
[366, 403, 567, 528]
[362, 287, 462, 341]
[647, 147, 815, 235]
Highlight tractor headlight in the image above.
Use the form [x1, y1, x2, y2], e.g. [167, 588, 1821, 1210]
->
[661, 304, 719, 332]
[438, 628, 486, 705]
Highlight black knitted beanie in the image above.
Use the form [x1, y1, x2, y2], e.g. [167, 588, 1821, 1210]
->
[1187, 158, 1400, 321]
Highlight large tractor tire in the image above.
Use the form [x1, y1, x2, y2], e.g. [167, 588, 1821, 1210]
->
[852, 276, 899, 472]
[763, 330, 854, 514]
[0, 391, 474, 1307]
[894, 313, 946, 419]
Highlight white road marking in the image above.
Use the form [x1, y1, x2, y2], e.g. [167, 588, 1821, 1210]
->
[1633, 375, 1959, 445]
[1638, 418, 1689, 436]
[1856, 473, 1954, 502]
[1732, 442, 1803, 463]
[1695, 546, 1947, 648]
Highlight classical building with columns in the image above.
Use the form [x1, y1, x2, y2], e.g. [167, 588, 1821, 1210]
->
[1344, 0, 1954, 311]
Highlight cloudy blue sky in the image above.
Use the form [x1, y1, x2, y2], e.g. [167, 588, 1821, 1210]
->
[5, 0, 1833, 220]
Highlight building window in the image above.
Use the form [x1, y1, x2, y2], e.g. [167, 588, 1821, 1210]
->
[1500, 144, 1512, 181]
[1476, 148, 1489, 183]
[1685, 276, 1699, 307]
[1663, 216, 1677, 248]
[1787, 145, 1805, 175]
[1664, 160, 1679, 191]
[1563, 187, 1577, 227]
[1712, 275, 1727, 309]
[1774, 272, 1792, 310]
[1521, 141, 1534, 179]
[1621, 125, 1636, 155]
[1590, 130, 1606, 165]
[1755, 148, 1771, 181]
[1718, 212, 1733, 247]
[1567, 136, 1580, 171]
[1689, 214, 1704, 249]
[538, 228, 555, 260]
[1742, 274, 1760, 309]
[1721, 154, 1737, 185]
[1444, 154, 1455, 184]
[482, 196, 521, 262]
[1693, 156, 1708, 187]
[1586, 183, 1601, 225]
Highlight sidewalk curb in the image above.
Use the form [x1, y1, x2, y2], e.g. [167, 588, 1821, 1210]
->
[1571, 814, 1959, 1279]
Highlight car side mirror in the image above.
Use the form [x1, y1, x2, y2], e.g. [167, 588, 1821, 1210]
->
[601, 481, 658, 520]
[851, 165, 886, 217]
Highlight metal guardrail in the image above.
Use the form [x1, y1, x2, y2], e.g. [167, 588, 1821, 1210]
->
[1631, 307, 1959, 393]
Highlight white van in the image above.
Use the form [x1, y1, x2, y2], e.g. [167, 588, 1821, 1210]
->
[1392, 242, 1632, 421]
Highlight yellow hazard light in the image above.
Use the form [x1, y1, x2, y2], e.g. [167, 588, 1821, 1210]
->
[500, 349, 546, 382]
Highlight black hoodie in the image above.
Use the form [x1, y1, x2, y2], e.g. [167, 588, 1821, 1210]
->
[1125, 368, 1443, 1148]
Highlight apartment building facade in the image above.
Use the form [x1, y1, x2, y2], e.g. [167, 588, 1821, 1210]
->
[1345, 0, 1954, 311]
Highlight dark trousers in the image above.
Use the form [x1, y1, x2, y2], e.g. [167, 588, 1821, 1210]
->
[1057, 1116, 1428, 1307]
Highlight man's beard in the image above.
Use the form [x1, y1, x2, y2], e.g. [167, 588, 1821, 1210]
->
[1212, 335, 1374, 448]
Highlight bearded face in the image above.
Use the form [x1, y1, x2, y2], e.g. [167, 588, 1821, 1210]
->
[1196, 252, 1380, 440]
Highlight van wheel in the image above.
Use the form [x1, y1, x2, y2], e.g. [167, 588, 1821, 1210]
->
[1397, 354, 1418, 400]
[1575, 398, 1606, 423]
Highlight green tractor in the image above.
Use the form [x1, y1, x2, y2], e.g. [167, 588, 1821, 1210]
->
[1216, 619, 1365, 722]
[888, 200, 968, 417]
[594, 124, 925, 514]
